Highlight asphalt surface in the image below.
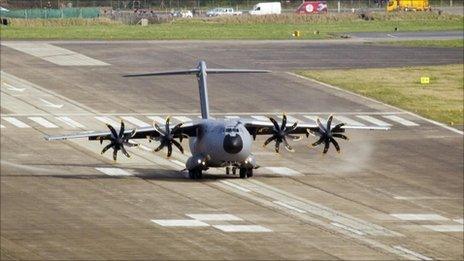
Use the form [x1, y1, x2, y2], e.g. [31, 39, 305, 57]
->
[350, 30, 464, 41]
[1, 41, 463, 260]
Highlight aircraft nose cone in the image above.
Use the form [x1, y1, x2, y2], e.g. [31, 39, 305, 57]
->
[223, 134, 243, 154]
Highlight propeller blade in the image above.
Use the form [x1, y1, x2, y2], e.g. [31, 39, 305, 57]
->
[165, 116, 171, 134]
[107, 124, 118, 139]
[101, 142, 114, 154]
[172, 139, 184, 154]
[332, 133, 348, 140]
[154, 123, 165, 135]
[283, 137, 294, 152]
[120, 145, 131, 158]
[154, 142, 165, 152]
[171, 123, 183, 134]
[316, 118, 326, 134]
[287, 134, 301, 141]
[330, 137, 340, 153]
[312, 137, 324, 147]
[167, 143, 173, 157]
[113, 148, 118, 161]
[281, 114, 287, 130]
[284, 122, 298, 134]
[332, 123, 345, 133]
[119, 121, 125, 139]
[323, 140, 330, 154]
[269, 117, 280, 132]
[275, 140, 281, 153]
[263, 136, 277, 147]
[326, 115, 333, 131]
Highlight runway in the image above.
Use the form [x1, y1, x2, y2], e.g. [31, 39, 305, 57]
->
[1, 41, 463, 260]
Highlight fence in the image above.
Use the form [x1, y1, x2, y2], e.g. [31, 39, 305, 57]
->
[0, 7, 100, 18]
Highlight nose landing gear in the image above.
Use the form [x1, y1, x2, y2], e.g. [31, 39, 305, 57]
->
[226, 166, 253, 179]
[188, 168, 203, 179]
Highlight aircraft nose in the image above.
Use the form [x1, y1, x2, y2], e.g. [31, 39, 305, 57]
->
[223, 134, 243, 154]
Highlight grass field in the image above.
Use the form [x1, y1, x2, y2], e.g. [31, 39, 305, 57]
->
[297, 64, 464, 126]
[372, 39, 464, 48]
[0, 12, 462, 40]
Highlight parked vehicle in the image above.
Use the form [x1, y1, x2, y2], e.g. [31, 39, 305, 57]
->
[249, 2, 281, 15]
[387, 0, 431, 12]
[206, 7, 242, 17]
[171, 10, 193, 18]
[296, 1, 328, 14]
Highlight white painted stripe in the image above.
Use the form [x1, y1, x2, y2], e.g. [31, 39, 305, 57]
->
[151, 219, 209, 227]
[422, 225, 463, 232]
[213, 225, 272, 232]
[147, 116, 166, 124]
[394, 196, 459, 200]
[356, 115, 392, 126]
[170, 159, 185, 167]
[331, 222, 365, 236]
[220, 180, 251, 193]
[334, 115, 365, 126]
[390, 214, 448, 221]
[453, 218, 463, 224]
[0, 124, 4, 128]
[273, 201, 307, 213]
[265, 167, 301, 176]
[186, 214, 243, 221]
[225, 115, 240, 119]
[251, 115, 269, 121]
[2, 117, 30, 128]
[383, 115, 419, 126]
[28, 117, 58, 128]
[55, 116, 85, 128]
[120, 116, 150, 127]
[95, 167, 133, 177]
[1, 42, 109, 66]
[173, 116, 192, 123]
[94, 116, 120, 127]
[393, 246, 432, 261]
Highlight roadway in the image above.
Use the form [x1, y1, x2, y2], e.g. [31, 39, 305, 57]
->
[1, 41, 463, 260]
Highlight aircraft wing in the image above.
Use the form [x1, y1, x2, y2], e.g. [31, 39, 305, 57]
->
[45, 121, 199, 141]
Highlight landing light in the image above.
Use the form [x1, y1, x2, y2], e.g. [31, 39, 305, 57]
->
[197, 159, 202, 164]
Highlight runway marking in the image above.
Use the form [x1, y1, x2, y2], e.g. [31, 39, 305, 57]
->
[265, 167, 301, 176]
[1, 42, 109, 66]
[251, 115, 269, 121]
[212, 225, 272, 232]
[2, 117, 30, 128]
[120, 116, 150, 127]
[356, 115, 392, 126]
[390, 214, 448, 221]
[39, 98, 63, 109]
[334, 115, 365, 126]
[220, 180, 251, 193]
[422, 225, 463, 232]
[173, 116, 192, 122]
[3, 82, 25, 92]
[225, 115, 240, 119]
[170, 159, 185, 168]
[393, 246, 432, 261]
[151, 219, 210, 227]
[186, 214, 243, 221]
[288, 72, 463, 135]
[55, 116, 85, 128]
[273, 201, 307, 213]
[277, 114, 300, 123]
[28, 117, 58, 128]
[331, 222, 365, 236]
[393, 196, 460, 200]
[95, 167, 133, 177]
[0, 124, 4, 128]
[383, 115, 419, 126]
[454, 218, 463, 224]
[387, 34, 398, 38]
[146, 116, 166, 124]
[303, 115, 319, 123]
[94, 116, 120, 127]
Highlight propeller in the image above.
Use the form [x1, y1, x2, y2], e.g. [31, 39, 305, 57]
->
[148, 116, 187, 157]
[100, 121, 138, 161]
[263, 113, 301, 153]
[310, 115, 349, 154]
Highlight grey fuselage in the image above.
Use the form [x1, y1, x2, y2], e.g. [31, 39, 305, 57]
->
[186, 118, 254, 170]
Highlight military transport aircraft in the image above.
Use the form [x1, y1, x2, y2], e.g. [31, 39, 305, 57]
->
[46, 61, 389, 179]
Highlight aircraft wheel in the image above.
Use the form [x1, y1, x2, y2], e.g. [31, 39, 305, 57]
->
[232, 167, 237, 175]
[246, 168, 253, 178]
[189, 169, 202, 179]
[195, 169, 203, 179]
[226, 167, 230, 175]
[239, 168, 247, 179]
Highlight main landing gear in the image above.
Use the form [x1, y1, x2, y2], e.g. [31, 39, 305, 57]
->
[226, 166, 253, 179]
[188, 168, 203, 179]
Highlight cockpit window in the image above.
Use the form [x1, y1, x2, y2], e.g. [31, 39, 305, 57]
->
[225, 127, 239, 132]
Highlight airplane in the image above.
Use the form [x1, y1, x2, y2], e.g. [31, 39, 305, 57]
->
[45, 61, 389, 179]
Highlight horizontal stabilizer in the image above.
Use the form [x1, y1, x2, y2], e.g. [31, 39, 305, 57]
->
[124, 68, 270, 77]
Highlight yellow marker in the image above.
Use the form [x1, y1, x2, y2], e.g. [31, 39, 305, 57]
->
[420, 76, 430, 84]
[293, 31, 300, 37]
